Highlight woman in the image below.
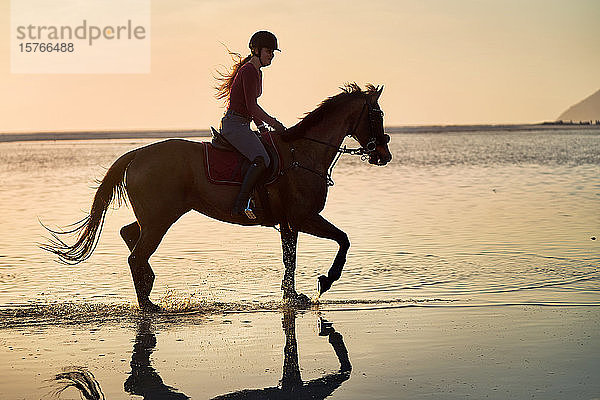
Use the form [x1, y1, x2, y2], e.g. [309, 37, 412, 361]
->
[215, 30, 286, 218]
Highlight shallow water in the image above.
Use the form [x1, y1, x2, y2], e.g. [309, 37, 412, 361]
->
[0, 129, 599, 318]
[1, 306, 598, 399]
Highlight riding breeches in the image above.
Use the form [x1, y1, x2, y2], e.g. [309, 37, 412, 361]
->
[220, 111, 271, 167]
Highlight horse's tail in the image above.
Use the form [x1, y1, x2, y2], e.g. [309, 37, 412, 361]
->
[50, 366, 105, 400]
[41, 149, 138, 264]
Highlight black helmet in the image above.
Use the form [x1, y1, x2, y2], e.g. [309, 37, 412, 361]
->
[249, 31, 280, 52]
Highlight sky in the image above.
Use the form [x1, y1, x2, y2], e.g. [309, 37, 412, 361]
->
[1, 0, 599, 132]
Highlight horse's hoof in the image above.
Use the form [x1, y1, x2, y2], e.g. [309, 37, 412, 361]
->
[318, 275, 332, 295]
[296, 293, 311, 307]
[283, 292, 311, 308]
[140, 300, 160, 313]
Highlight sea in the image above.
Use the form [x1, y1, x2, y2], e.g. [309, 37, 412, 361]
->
[0, 126, 599, 323]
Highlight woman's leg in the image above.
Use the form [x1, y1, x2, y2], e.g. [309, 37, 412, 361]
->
[232, 156, 266, 218]
[221, 114, 271, 167]
[221, 114, 270, 218]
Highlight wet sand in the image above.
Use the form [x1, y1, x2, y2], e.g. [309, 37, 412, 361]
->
[0, 304, 598, 399]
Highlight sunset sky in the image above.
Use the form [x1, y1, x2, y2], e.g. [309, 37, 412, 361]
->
[1, 0, 599, 132]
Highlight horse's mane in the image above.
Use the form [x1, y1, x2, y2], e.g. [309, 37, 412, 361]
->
[281, 83, 379, 141]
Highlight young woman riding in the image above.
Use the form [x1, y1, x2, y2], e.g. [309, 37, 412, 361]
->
[216, 30, 286, 217]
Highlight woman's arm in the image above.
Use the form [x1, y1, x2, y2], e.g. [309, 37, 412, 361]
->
[242, 66, 283, 129]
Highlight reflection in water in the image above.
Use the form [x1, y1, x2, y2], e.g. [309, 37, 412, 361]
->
[50, 310, 351, 399]
[124, 318, 190, 399]
[50, 366, 105, 400]
[213, 309, 351, 399]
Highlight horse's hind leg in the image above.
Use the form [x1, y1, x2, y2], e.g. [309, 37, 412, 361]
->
[128, 222, 172, 311]
[299, 214, 350, 297]
[120, 222, 153, 308]
[120, 222, 140, 251]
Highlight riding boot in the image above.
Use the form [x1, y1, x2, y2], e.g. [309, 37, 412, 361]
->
[232, 158, 266, 219]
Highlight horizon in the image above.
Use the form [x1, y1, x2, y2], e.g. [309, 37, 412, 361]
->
[3, 120, 600, 141]
[1, 0, 599, 132]
[1, 118, 597, 135]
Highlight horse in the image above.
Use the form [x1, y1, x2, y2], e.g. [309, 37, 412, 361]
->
[41, 83, 392, 311]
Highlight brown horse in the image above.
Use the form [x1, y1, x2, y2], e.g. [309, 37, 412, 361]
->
[42, 83, 392, 310]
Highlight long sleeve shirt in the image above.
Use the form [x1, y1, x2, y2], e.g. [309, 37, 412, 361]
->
[228, 62, 277, 127]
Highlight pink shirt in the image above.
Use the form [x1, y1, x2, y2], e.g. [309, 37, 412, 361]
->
[228, 63, 276, 126]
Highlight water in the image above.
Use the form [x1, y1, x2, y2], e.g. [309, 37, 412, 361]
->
[0, 128, 599, 320]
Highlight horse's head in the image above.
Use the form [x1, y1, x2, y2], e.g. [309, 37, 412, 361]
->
[350, 85, 392, 166]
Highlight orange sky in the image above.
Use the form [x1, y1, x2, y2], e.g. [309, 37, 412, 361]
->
[1, 0, 599, 132]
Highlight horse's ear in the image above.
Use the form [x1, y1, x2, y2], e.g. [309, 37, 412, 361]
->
[369, 86, 383, 104]
[370, 85, 383, 103]
[376, 85, 384, 100]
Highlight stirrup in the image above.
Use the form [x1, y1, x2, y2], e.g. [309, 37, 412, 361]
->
[244, 198, 256, 220]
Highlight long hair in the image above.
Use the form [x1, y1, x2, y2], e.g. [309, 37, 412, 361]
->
[214, 48, 252, 105]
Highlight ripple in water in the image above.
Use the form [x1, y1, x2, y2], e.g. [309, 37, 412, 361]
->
[1, 131, 598, 309]
[0, 295, 465, 329]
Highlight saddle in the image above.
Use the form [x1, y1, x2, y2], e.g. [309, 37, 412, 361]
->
[204, 127, 281, 185]
[203, 127, 282, 224]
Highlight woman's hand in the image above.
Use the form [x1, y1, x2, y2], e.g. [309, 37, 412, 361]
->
[257, 123, 269, 134]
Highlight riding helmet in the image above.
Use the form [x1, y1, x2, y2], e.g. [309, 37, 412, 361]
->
[249, 31, 280, 52]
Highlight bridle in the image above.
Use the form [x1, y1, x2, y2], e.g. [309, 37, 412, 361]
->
[282, 101, 390, 186]
[345, 101, 391, 155]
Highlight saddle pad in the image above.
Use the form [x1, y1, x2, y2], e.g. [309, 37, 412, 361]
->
[204, 131, 281, 185]
[204, 143, 245, 184]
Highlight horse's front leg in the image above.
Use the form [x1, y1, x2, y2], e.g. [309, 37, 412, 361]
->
[280, 223, 298, 296]
[299, 214, 350, 297]
[280, 223, 311, 306]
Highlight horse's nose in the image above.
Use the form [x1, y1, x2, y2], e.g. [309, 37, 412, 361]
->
[375, 145, 392, 165]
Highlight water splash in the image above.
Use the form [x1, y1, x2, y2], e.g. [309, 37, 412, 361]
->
[0, 296, 461, 329]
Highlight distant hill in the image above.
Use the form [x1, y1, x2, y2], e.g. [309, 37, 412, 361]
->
[558, 89, 600, 122]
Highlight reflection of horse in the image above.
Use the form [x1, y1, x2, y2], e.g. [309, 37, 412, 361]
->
[42, 84, 391, 310]
[124, 318, 189, 399]
[50, 312, 351, 399]
[49, 367, 105, 400]
[212, 310, 351, 400]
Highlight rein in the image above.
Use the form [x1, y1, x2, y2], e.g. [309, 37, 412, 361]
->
[280, 102, 388, 186]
